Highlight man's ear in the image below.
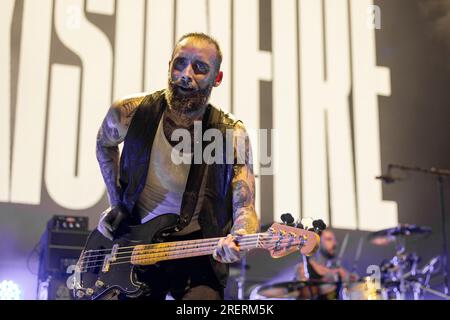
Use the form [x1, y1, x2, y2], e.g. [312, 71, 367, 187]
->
[214, 71, 223, 87]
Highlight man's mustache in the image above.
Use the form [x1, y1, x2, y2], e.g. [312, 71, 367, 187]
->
[170, 80, 196, 91]
[169, 81, 213, 99]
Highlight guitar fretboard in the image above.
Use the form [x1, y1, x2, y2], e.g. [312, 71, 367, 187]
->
[130, 233, 268, 265]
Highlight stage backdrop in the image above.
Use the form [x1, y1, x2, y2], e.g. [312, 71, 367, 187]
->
[1, 0, 450, 299]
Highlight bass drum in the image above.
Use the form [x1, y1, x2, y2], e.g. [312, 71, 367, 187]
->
[340, 277, 383, 300]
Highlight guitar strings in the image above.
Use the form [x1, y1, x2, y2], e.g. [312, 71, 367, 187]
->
[80, 232, 272, 255]
[79, 230, 308, 258]
[79, 239, 306, 272]
[79, 233, 273, 260]
[78, 238, 306, 272]
[79, 237, 266, 265]
[78, 234, 307, 264]
[78, 233, 303, 265]
[79, 237, 291, 267]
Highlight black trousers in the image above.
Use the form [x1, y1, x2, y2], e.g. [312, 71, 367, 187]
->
[129, 231, 224, 300]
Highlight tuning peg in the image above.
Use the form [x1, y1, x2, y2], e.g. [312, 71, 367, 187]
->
[301, 217, 314, 229]
[312, 219, 327, 235]
[280, 213, 294, 225]
[313, 219, 327, 230]
[294, 220, 304, 229]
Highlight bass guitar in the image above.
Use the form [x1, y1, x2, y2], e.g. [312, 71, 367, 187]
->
[69, 213, 321, 300]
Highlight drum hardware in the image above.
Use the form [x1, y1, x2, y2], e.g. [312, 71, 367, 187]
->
[399, 255, 450, 300]
[369, 222, 450, 300]
[235, 253, 249, 300]
[377, 163, 450, 294]
[421, 255, 441, 287]
[369, 224, 431, 300]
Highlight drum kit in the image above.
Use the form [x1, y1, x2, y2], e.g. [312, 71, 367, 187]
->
[247, 224, 449, 300]
[243, 164, 450, 300]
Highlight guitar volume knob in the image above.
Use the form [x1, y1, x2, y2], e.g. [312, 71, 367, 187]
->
[76, 289, 85, 299]
[86, 288, 94, 296]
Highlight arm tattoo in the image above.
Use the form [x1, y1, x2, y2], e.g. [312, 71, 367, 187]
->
[230, 122, 259, 235]
[96, 95, 144, 206]
[232, 181, 252, 208]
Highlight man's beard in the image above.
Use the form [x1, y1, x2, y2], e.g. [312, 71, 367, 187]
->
[320, 246, 336, 260]
[165, 80, 213, 114]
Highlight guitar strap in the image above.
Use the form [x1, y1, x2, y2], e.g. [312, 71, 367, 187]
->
[175, 104, 223, 232]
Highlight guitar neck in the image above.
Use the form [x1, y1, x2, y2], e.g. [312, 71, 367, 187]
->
[131, 233, 266, 265]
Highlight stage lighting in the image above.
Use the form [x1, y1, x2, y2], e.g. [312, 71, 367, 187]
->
[0, 280, 22, 300]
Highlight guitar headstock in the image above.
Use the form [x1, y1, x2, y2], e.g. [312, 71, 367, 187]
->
[259, 223, 320, 258]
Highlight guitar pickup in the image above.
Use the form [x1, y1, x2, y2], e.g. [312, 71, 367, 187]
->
[102, 244, 119, 273]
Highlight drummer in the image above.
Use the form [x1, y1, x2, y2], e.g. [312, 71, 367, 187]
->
[294, 229, 358, 299]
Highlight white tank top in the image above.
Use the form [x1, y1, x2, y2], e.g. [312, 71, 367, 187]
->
[135, 118, 202, 234]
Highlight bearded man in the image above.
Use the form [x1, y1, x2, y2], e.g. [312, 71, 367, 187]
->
[95, 33, 258, 300]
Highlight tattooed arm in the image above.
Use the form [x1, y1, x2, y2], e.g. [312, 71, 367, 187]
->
[213, 122, 259, 263]
[230, 122, 259, 235]
[96, 94, 145, 205]
[96, 94, 145, 239]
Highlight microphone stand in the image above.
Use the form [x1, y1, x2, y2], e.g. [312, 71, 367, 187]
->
[383, 163, 450, 295]
[301, 254, 316, 299]
[237, 254, 247, 300]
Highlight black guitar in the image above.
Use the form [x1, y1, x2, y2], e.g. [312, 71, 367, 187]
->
[69, 213, 320, 300]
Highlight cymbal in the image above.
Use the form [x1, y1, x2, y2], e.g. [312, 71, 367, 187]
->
[368, 224, 432, 246]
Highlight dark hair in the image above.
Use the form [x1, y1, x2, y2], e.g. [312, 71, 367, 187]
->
[174, 32, 223, 72]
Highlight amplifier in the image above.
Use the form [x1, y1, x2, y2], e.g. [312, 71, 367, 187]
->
[38, 215, 91, 299]
[44, 228, 91, 273]
[47, 215, 89, 231]
[40, 217, 90, 274]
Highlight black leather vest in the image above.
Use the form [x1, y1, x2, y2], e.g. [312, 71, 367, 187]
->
[119, 90, 239, 287]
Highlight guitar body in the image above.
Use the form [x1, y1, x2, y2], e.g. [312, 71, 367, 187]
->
[74, 214, 179, 300]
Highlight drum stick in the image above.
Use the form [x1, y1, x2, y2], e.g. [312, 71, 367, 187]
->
[337, 233, 349, 267]
[352, 237, 364, 274]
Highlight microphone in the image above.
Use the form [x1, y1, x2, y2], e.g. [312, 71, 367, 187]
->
[375, 174, 402, 184]
[376, 164, 405, 184]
